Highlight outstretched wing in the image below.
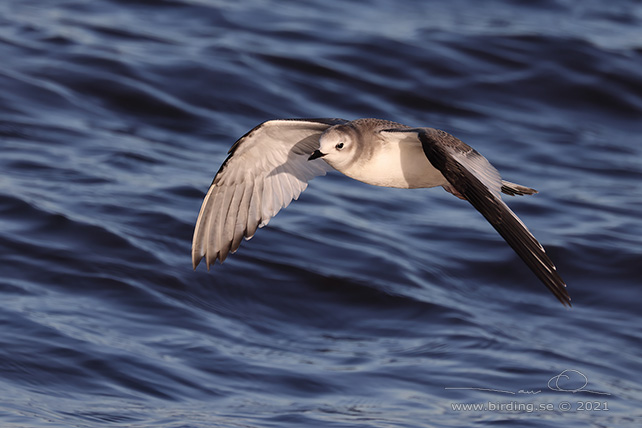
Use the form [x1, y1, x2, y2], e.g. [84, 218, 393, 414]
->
[417, 128, 570, 306]
[192, 118, 347, 269]
[382, 127, 570, 306]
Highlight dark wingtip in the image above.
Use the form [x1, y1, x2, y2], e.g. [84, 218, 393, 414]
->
[546, 276, 571, 307]
[556, 286, 572, 308]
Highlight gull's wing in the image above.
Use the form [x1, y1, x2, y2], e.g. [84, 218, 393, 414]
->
[192, 118, 347, 269]
[384, 127, 570, 306]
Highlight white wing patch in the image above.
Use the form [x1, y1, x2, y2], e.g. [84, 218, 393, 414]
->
[447, 146, 542, 248]
[192, 119, 344, 268]
[448, 147, 503, 198]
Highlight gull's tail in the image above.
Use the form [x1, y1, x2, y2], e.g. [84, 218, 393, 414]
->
[501, 180, 538, 196]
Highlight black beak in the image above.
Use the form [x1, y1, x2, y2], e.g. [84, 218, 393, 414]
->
[308, 150, 325, 161]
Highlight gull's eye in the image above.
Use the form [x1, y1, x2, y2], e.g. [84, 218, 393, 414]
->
[335, 143, 344, 150]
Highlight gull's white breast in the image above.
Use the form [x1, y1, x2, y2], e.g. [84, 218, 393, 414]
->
[339, 132, 449, 189]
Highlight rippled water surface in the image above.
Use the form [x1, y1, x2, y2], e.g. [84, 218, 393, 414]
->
[1, 0, 642, 427]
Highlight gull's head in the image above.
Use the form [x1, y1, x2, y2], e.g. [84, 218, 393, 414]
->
[308, 125, 358, 170]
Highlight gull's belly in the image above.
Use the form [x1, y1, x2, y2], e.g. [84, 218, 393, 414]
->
[344, 142, 448, 189]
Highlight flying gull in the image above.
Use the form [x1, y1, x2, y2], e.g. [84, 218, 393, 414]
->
[192, 118, 571, 306]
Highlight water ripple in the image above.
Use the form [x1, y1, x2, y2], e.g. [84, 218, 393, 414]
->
[1, 0, 641, 427]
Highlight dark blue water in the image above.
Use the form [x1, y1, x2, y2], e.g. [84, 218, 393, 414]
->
[2, 0, 642, 426]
